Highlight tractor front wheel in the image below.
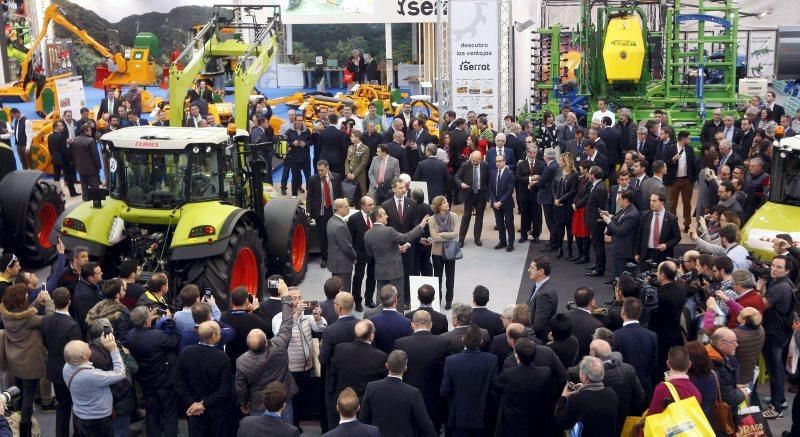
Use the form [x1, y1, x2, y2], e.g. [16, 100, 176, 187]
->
[185, 219, 265, 305]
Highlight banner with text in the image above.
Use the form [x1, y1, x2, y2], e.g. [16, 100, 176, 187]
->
[747, 31, 777, 80]
[54, 76, 87, 118]
[449, 0, 499, 125]
[275, 0, 448, 24]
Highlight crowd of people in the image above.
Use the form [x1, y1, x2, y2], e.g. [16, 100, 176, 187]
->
[2, 74, 800, 436]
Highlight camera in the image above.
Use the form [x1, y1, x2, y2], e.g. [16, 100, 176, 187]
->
[204, 288, 213, 300]
[304, 300, 319, 315]
[268, 279, 279, 289]
[102, 326, 113, 337]
[747, 255, 771, 280]
[155, 308, 167, 316]
[0, 386, 20, 408]
[565, 301, 577, 312]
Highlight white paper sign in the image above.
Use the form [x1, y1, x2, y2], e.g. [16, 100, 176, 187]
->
[748, 31, 777, 80]
[449, 0, 500, 126]
[54, 76, 87, 118]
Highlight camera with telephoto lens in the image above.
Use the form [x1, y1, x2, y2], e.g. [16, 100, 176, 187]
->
[565, 301, 577, 311]
[0, 386, 21, 410]
[747, 255, 772, 280]
[621, 261, 660, 311]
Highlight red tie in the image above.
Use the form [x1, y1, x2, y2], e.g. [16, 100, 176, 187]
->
[323, 177, 332, 208]
[397, 199, 404, 222]
[366, 215, 371, 229]
[652, 212, 661, 247]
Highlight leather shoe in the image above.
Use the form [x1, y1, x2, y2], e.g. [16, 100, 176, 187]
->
[531, 236, 540, 243]
[494, 225, 499, 230]
[568, 254, 582, 262]
[458, 241, 464, 248]
[542, 246, 557, 252]
[518, 236, 528, 243]
[474, 239, 483, 246]
[444, 302, 452, 310]
[584, 264, 598, 270]
[505, 245, 514, 252]
[586, 269, 604, 277]
[365, 300, 376, 309]
[494, 243, 507, 250]
[320, 261, 327, 269]
[556, 248, 564, 259]
[355, 302, 364, 312]
[574, 256, 590, 264]
[603, 278, 616, 284]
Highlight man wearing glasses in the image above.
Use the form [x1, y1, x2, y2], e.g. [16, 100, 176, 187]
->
[758, 255, 796, 419]
[0, 253, 21, 299]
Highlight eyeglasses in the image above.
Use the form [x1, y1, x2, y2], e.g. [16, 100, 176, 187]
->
[6, 254, 17, 270]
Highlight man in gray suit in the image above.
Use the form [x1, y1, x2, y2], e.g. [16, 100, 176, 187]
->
[638, 160, 668, 212]
[367, 144, 401, 204]
[439, 303, 492, 354]
[364, 206, 430, 309]
[524, 256, 558, 342]
[327, 198, 357, 292]
[556, 112, 578, 151]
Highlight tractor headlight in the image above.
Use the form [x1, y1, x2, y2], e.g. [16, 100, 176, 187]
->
[189, 225, 216, 238]
[62, 217, 86, 233]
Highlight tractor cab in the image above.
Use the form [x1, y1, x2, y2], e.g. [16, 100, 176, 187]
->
[741, 136, 800, 260]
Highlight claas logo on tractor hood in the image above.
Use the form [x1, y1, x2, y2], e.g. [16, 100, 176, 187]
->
[134, 141, 161, 148]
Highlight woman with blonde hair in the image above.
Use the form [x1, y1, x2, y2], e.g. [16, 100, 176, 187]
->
[552, 153, 580, 259]
[429, 195, 461, 309]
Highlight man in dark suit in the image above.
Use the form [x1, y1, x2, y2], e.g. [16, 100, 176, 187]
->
[534, 148, 559, 250]
[405, 284, 448, 335]
[320, 277, 342, 325]
[663, 131, 696, 232]
[494, 338, 560, 436]
[614, 297, 659, 396]
[184, 104, 204, 128]
[406, 119, 431, 173]
[632, 127, 655, 169]
[525, 256, 558, 342]
[454, 151, 489, 247]
[368, 285, 413, 354]
[471, 285, 504, 338]
[736, 119, 755, 158]
[585, 166, 609, 277]
[254, 275, 284, 334]
[440, 303, 492, 354]
[381, 179, 421, 308]
[607, 171, 633, 215]
[564, 128, 586, 158]
[395, 311, 451, 432]
[766, 91, 785, 122]
[196, 80, 214, 103]
[567, 287, 604, 358]
[320, 293, 361, 430]
[650, 261, 688, 372]
[489, 154, 516, 252]
[328, 320, 388, 419]
[382, 117, 406, 143]
[700, 109, 724, 144]
[489, 307, 544, 370]
[41, 287, 82, 437]
[308, 160, 343, 269]
[449, 119, 469, 154]
[505, 127, 524, 163]
[516, 141, 545, 243]
[413, 144, 449, 201]
[323, 388, 380, 436]
[718, 140, 743, 170]
[602, 189, 641, 281]
[386, 130, 410, 173]
[238, 383, 300, 436]
[360, 350, 437, 436]
[599, 116, 623, 178]
[486, 133, 516, 180]
[349, 196, 376, 310]
[440, 325, 498, 436]
[96, 89, 121, 120]
[635, 192, 681, 264]
[318, 114, 349, 176]
[582, 141, 610, 181]
[327, 198, 357, 292]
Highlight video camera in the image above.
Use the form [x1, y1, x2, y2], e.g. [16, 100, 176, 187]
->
[621, 260, 660, 311]
[747, 255, 771, 280]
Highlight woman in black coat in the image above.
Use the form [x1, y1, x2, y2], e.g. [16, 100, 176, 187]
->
[552, 153, 580, 259]
[570, 161, 593, 263]
[539, 111, 558, 158]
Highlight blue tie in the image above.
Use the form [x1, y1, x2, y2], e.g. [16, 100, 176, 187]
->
[529, 284, 537, 303]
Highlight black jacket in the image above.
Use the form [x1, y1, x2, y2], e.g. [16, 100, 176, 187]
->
[329, 340, 387, 398]
[47, 130, 68, 167]
[494, 364, 560, 437]
[585, 181, 608, 230]
[221, 310, 272, 365]
[73, 279, 101, 335]
[454, 160, 490, 202]
[126, 326, 180, 391]
[440, 349, 498, 430]
[581, 151, 610, 180]
[651, 282, 688, 346]
[348, 210, 372, 261]
[405, 307, 448, 335]
[394, 330, 451, 425]
[175, 344, 231, 409]
[238, 414, 299, 437]
[254, 297, 283, 337]
[614, 322, 659, 395]
[568, 309, 604, 358]
[40, 312, 82, 384]
[490, 329, 543, 372]
[515, 157, 545, 203]
[709, 348, 745, 416]
[555, 384, 619, 437]
[603, 356, 646, 428]
[635, 210, 682, 260]
[663, 144, 697, 185]
[320, 315, 359, 368]
[413, 157, 449, 201]
[472, 307, 505, 338]
[317, 125, 348, 165]
[360, 377, 437, 437]
[307, 172, 344, 218]
[600, 127, 623, 166]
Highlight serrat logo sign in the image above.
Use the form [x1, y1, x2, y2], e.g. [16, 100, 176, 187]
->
[396, 0, 448, 17]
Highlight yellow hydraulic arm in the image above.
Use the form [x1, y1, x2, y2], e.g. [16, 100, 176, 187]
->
[16, 5, 127, 89]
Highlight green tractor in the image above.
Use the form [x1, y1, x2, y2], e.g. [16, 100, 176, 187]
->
[741, 135, 800, 260]
[50, 125, 309, 306]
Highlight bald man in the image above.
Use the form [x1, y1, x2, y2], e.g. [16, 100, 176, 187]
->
[587, 339, 644, 431]
[235, 280, 294, 416]
[175, 320, 232, 435]
[454, 151, 490, 247]
[707, 328, 748, 413]
[328, 320, 387, 429]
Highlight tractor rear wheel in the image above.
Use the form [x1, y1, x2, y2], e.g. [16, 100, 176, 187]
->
[0, 171, 64, 266]
[184, 218, 265, 305]
[269, 208, 308, 285]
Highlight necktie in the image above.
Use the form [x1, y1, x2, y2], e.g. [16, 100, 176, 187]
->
[397, 199, 404, 222]
[472, 166, 479, 193]
[109, 100, 114, 115]
[378, 159, 386, 184]
[529, 284, 538, 303]
[638, 141, 643, 152]
[365, 214, 371, 229]
[529, 160, 534, 174]
[496, 170, 502, 195]
[652, 212, 661, 247]
[632, 178, 639, 190]
[323, 177, 332, 208]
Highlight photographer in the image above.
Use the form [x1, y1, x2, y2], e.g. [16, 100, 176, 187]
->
[221, 287, 272, 367]
[602, 275, 640, 331]
[759, 255, 795, 419]
[136, 272, 170, 313]
[0, 395, 12, 437]
[771, 235, 799, 283]
[651, 261, 688, 372]
[174, 284, 221, 334]
[178, 303, 236, 351]
[712, 270, 765, 330]
[689, 223, 751, 272]
[62, 335, 127, 436]
[126, 306, 179, 436]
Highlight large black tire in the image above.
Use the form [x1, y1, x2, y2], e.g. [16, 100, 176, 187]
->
[0, 171, 64, 267]
[183, 218, 266, 308]
[265, 201, 309, 286]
